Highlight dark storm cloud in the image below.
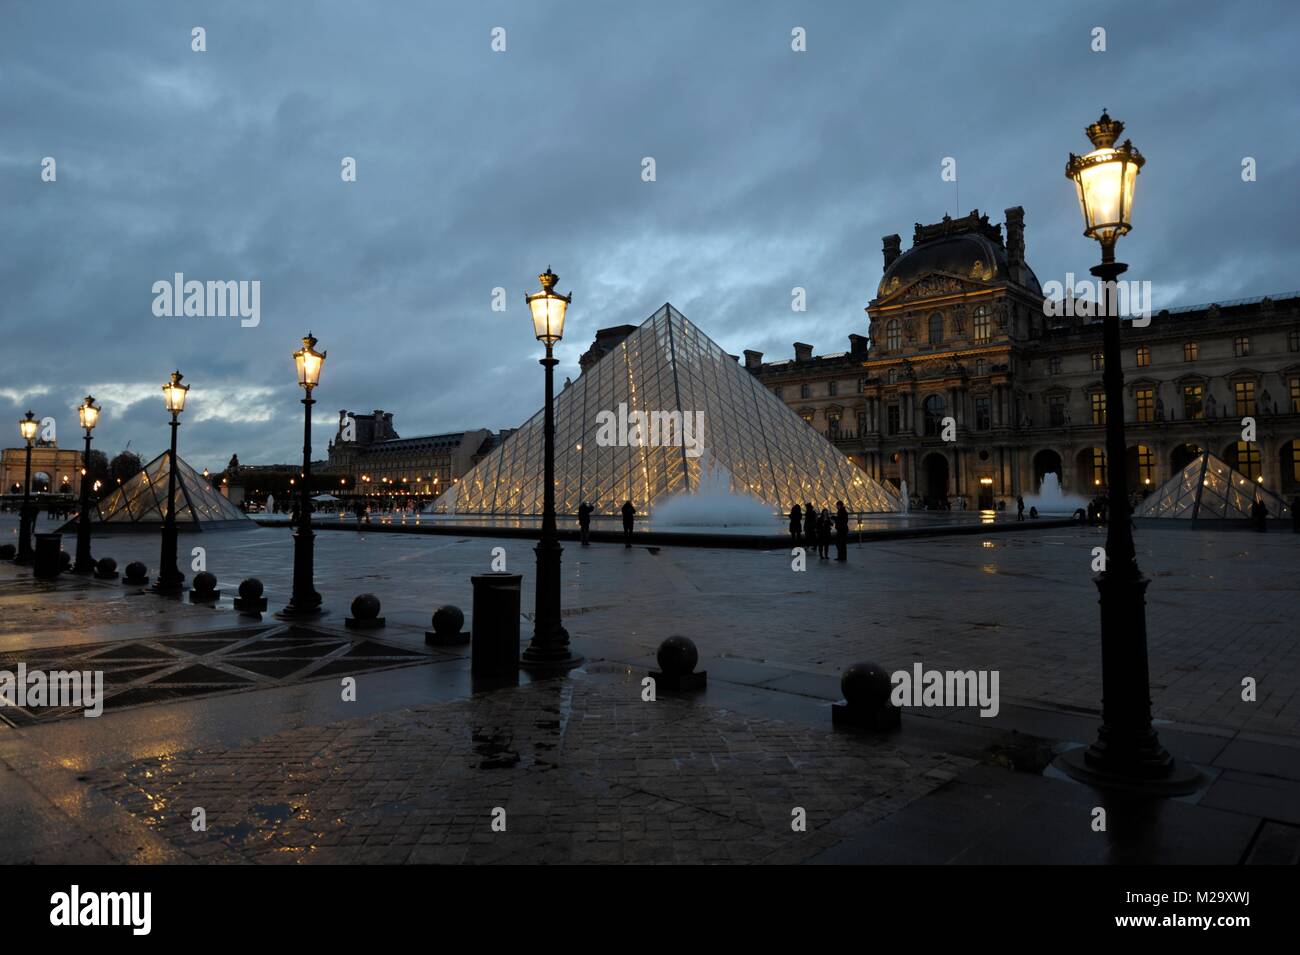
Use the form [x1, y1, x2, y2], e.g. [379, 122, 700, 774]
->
[1, 0, 1296, 471]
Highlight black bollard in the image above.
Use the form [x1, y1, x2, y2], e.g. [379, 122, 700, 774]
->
[345, 593, 385, 630]
[649, 635, 706, 692]
[426, 604, 468, 646]
[832, 661, 901, 730]
[233, 578, 268, 613]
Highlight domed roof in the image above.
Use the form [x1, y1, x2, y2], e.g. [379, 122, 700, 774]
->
[882, 233, 1006, 287]
[876, 211, 1042, 299]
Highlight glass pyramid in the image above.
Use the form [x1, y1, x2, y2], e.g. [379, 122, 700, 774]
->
[1135, 452, 1291, 520]
[77, 451, 253, 531]
[440, 304, 900, 517]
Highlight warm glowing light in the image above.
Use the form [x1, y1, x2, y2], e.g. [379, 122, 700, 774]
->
[1066, 111, 1144, 249]
[293, 333, 326, 390]
[18, 411, 38, 443]
[162, 370, 190, 415]
[526, 267, 570, 345]
[78, 395, 101, 431]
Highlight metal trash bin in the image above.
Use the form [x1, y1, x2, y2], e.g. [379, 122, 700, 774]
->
[33, 533, 63, 579]
[470, 572, 522, 678]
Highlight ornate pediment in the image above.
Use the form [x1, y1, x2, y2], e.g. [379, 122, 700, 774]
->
[875, 271, 995, 305]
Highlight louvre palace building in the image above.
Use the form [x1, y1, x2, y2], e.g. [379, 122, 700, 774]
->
[746, 207, 1300, 509]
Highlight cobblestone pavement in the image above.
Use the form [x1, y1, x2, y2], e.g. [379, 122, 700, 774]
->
[12, 514, 1291, 737]
[2, 517, 1297, 865]
[82, 672, 973, 864]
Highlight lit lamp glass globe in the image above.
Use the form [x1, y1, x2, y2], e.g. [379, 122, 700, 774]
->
[1065, 111, 1144, 254]
[162, 371, 190, 416]
[526, 267, 570, 345]
[78, 395, 101, 432]
[293, 333, 326, 390]
[19, 411, 39, 444]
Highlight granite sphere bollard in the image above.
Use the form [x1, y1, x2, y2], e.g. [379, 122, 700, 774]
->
[94, 556, 118, 580]
[345, 593, 385, 629]
[833, 661, 900, 730]
[0, 544, 15, 561]
[233, 577, 268, 613]
[649, 635, 706, 692]
[123, 561, 149, 585]
[657, 635, 700, 675]
[426, 604, 468, 646]
[189, 571, 221, 604]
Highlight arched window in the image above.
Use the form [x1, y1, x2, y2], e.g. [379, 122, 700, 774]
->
[885, 319, 901, 350]
[1229, 441, 1262, 480]
[973, 307, 991, 342]
[922, 394, 947, 437]
[928, 312, 944, 344]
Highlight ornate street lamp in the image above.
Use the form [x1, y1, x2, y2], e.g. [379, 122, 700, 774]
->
[72, 396, 101, 573]
[152, 371, 189, 594]
[279, 333, 326, 617]
[522, 267, 580, 669]
[15, 411, 40, 564]
[1056, 112, 1198, 794]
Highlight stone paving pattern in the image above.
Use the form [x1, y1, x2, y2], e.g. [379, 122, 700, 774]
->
[2, 514, 1298, 864]
[84, 674, 972, 864]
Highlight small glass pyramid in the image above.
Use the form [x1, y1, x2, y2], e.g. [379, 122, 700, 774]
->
[1135, 452, 1291, 520]
[439, 303, 901, 516]
[83, 451, 253, 530]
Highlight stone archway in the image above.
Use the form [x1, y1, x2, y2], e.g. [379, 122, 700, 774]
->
[1031, 449, 1063, 494]
[1074, 447, 1106, 495]
[32, 471, 51, 493]
[921, 452, 949, 506]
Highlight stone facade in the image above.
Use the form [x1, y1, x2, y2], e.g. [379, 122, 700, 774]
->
[323, 409, 506, 497]
[1, 442, 84, 498]
[749, 208, 1300, 508]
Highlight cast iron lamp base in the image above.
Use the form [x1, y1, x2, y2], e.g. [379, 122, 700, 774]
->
[1054, 746, 1202, 797]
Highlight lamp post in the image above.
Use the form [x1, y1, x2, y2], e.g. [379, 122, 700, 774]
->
[152, 371, 189, 594]
[1055, 112, 1198, 794]
[72, 396, 101, 573]
[279, 333, 325, 618]
[15, 411, 39, 564]
[522, 267, 580, 669]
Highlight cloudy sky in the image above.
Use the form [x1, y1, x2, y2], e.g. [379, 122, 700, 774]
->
[2, 0, 1296, 473]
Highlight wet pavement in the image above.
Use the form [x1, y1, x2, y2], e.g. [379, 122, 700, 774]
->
[2, 513, 1298, 864]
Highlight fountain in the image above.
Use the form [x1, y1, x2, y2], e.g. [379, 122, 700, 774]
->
[1022, 472, 1088, 516]
[265, 493, 275, 515]
[652, 453, 775, 529]
[897, 479, 910, 514]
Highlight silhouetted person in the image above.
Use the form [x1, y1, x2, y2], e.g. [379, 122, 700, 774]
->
[1291, 496, 1300, 533]
[1016, 495, 1025, 522]
[1029, 506, 1039, 520]
[578, 501, 593, 545]
[789, 504, 802, 544]
[817, 508, 831, 559]
[621, 500, 636, 547]
[834, 501, 849, 561]
[1251, 498, 1268, 532]
[803, 501, 816, 541]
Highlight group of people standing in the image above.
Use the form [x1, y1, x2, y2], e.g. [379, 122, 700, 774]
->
[788, 501, 850, 561]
